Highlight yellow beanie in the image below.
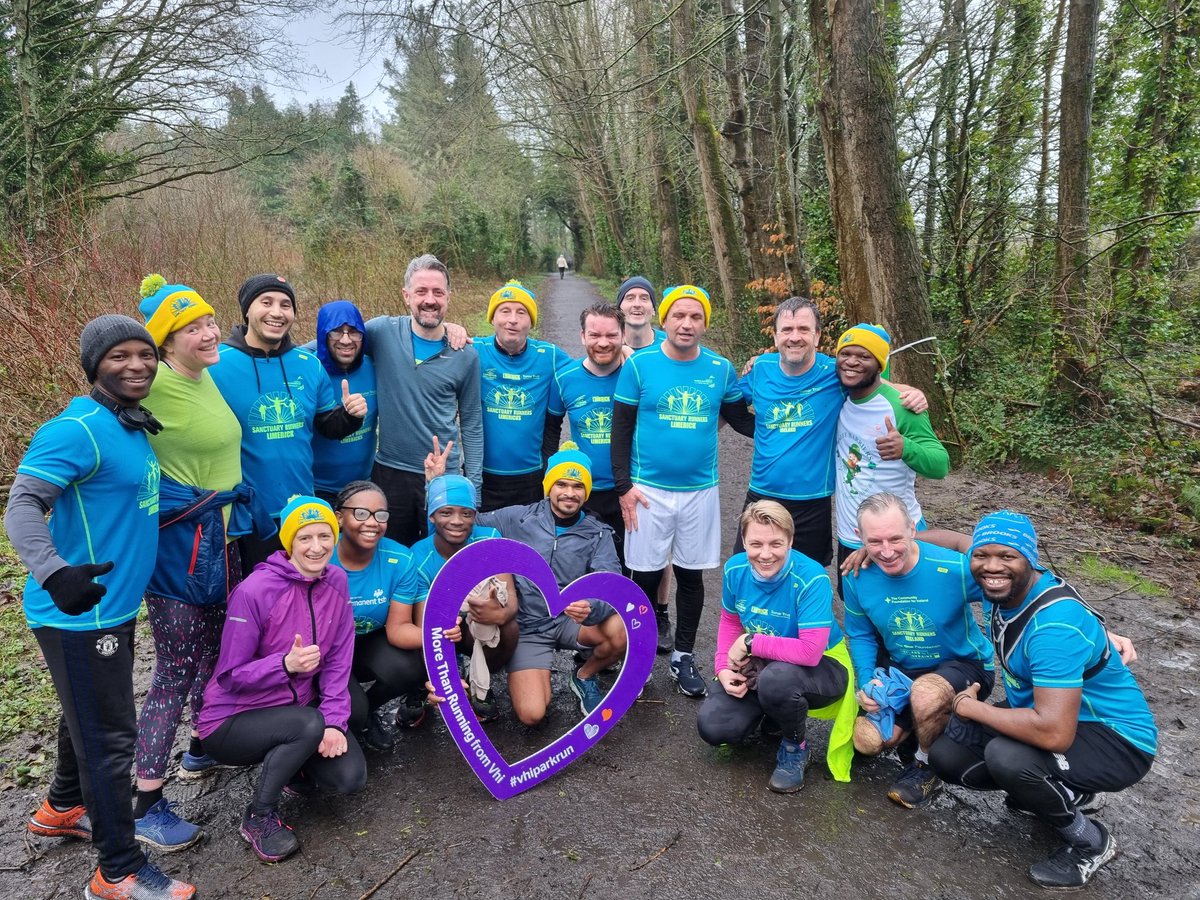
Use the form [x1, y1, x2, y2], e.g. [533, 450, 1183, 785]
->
[658, 284, 712, 327]
[835, 323, 891, 370]
[487, 280, 538, 327]
[138, 274, 215, 347]
[542, 441, 593, 500]
[279, 495, 339, 554]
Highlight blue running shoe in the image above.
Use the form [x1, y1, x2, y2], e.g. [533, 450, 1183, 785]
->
[768, 740, 810, 793]
[134, 798, 202, 852]
[569, 668, 605, 715]
[176, 751, 232, 781]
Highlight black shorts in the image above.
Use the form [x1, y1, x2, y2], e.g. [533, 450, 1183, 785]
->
[734, 491, 833, 566]
[481, 471, 543, 512]
[585, 488, 626, 570]
[892, 657, 994, 731]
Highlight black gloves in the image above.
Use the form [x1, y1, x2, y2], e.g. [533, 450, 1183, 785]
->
[42, 561, 114, 616]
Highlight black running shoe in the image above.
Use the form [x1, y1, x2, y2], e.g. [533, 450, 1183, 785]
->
[669, 654, 708, 697]
[887, 760, 942, 809]
[1028, 822, 1116, 889]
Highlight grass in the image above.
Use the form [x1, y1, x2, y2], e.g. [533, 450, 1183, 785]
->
[1074, 553, 1167, 598]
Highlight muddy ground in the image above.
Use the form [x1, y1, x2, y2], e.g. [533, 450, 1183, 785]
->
[1, 273, 1197, 899]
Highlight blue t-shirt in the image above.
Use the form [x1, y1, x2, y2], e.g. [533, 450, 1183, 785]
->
[613, 345, 742, 491]
[843, 542, 993, 689]
[412, 333, 443, 363]
[312, 357, 378, 495]
[722, 550, 843, 648]
[555, 359, 620, 491]
[410, 525, 502, 598]
[209, 343, 338, 516]
[740, 352, 843, 500]
[990, 572, 1157, 756]
[331, 537, 420, 635]
[18, 397, 160, 630]
[476, 336, 568, 475]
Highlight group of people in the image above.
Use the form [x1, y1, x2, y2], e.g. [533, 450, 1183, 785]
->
[5, 255, 1156, 897]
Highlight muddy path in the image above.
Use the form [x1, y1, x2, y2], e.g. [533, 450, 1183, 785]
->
[2, 272, 1197, 899]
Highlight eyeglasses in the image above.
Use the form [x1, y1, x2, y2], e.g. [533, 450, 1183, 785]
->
[329, 327, 363, 342]
[339, 506, 390, 523]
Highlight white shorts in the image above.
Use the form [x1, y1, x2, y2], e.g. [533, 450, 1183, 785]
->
[624, 484, 721, 571]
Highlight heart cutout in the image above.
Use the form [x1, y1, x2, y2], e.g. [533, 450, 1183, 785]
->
[423, 538, 655, 799]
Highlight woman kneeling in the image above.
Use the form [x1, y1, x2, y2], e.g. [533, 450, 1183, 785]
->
[197, 497, 365, 862]
[697, 500, 850, 793]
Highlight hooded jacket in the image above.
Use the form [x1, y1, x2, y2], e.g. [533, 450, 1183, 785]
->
[311, 301, 378, 493]
[197, 551, 355, 738]
[315, 300, 368, 377]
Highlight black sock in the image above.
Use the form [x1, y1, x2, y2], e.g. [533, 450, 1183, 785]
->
[188, 736, 204, 757]
[134, 787, 163, 819]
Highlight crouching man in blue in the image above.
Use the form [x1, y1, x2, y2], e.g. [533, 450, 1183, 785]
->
[929, 511, 1156, 890]
[472, 443, 627, 724]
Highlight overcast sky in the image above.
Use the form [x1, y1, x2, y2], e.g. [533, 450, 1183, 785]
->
[275, 12, 393, 123]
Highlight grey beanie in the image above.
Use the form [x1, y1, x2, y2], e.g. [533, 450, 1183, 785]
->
[79, 315, 157, 383]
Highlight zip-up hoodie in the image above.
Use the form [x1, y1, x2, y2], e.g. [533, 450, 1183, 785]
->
[197, 551, 355, 738]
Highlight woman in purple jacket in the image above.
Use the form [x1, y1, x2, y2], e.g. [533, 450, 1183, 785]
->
[197, 496, 365, 863]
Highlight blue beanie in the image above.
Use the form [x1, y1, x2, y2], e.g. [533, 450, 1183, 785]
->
[970, 510, 1042, 570]
[427, 475, 477, 519]
[616, 276, 655, 308]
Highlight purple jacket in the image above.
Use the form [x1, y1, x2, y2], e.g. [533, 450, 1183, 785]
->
[198, 551, 355, 738]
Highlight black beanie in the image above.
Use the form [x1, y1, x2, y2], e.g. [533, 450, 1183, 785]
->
[237, 274, 297, 319]
[79, 315, 157, 383]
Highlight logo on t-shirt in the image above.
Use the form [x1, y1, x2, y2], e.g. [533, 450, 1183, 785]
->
[655, 387, 711, 429]
[138, 455, 160, 515]
[577, 407, 612, 444]
[486, 385, 533, 421]
[249, 391, 305, 440]
[765, 400, 813, 433]
[843, 442, 878, 494]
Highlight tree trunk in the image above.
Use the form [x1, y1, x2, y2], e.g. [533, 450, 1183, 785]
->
[673, 0, 748, 318]
[807, 0, 958, 447]
[1050, 0, 1102, 408]
[1028, 0, 1068, 290]
[13, 0, 47, 236]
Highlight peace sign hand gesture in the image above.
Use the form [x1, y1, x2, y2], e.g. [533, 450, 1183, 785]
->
[424, 435, 455, 482]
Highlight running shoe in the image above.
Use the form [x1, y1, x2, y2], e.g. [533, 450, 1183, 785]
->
[669, 653, 708, 697]
[361, 710, 395, 752]
[471, 687, 501, 723]
[569, 668, 605, 715]
[768, 740, 810, 793]
[134, 798, 202, 853]
[239, 806, 299, 863]
[28, 798, 91, 840]
[395, 694, 428, 729]
[887, 760, 943, 808]
[655, 607, 672, 654]
[175, 751, 232, 781]
[1028, 822, 1117, 889]
[85, 861, 196, 899]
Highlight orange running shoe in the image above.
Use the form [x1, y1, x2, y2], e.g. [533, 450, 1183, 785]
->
[85, 862, 196, 899]
[28, 798, 92, 840]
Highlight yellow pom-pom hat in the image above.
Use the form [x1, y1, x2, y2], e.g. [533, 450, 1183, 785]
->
[835, 323, 891, 370]
[658, 284, 712, 327]
[487, 280, 538, 327]
[543, 441, 593, 500]
[279, 495, 339, 554]
[138, 274, 215, 347]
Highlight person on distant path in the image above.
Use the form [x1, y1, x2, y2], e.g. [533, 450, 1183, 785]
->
[198, 497, 365, 864]
[311, 300, 378, 505]
[842, 492, 995, 810]
[132, 275, 265, 852]
[209, 274, 367, 573]
[365, 254, 480, 546]
[616, 276, 665, 351]
[697, 501, 853, 794]
[476, 279, 570, 511]
[410, 460, 514, 722]
[930, 511, 1156, 891]
[555, 302, 631, 570]
[833, 323, 948, 591]
[328, 480, 427, 752]
[736, 298, 927, 566]
[557, 253, 568, 279]
[612, 284, 756, 698]
[5, 315, 196, 900]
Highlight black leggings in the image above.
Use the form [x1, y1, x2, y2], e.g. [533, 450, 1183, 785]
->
[930, 714, 1153, 829]
[348, 629, 427, 733]
[632, 564, 704, 654]
[697, 657, 848, 745]
[203, 705, 367, 815]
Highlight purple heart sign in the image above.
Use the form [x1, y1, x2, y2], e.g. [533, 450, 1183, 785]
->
[422, 538, 655, 799]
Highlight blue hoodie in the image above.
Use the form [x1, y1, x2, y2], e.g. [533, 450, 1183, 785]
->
[313, 301, 378, 494]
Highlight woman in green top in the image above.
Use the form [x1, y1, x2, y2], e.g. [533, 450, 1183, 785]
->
[131, 275, 245, 852]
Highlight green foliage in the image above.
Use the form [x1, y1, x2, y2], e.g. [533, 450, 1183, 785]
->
[1074, 554, 1166, 598]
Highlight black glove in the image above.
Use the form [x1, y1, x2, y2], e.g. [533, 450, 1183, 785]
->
[42, 561, 114, 616]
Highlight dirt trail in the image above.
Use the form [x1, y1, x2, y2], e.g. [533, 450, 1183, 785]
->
[1, 272, 1197, 899]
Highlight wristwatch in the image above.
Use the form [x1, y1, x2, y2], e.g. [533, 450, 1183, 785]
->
[743, 633, 755, 658]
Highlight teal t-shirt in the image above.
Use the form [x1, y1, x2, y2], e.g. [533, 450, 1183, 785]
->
[410, 526, 502, 599]
[18, 397, 160, 630]
[312, 358, 378, 495]
[412, 333, 443, 363]
[842, 542, 993, 689]
[209, 344, 338, 516]
[555, 359, 619, 492]
[331, 537, 420, 635]
[740, 353, 843, 500]
[990, 572, 1157, 756]
[476, 336, 568, 475]
[613, 345, 742, 491]
[722, 550, 843, 648]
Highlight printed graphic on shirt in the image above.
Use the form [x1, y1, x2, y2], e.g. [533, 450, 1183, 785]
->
[248, 382, 308, 440]
[355, 587, 389, 635]
[655, 385, 713, 429]
[137, 455, 161, 515]
[765, 399, 814, 433]
[576, 405, 613, 444]
[843, 441, 878, 492]
[484, 378, 536, 423]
